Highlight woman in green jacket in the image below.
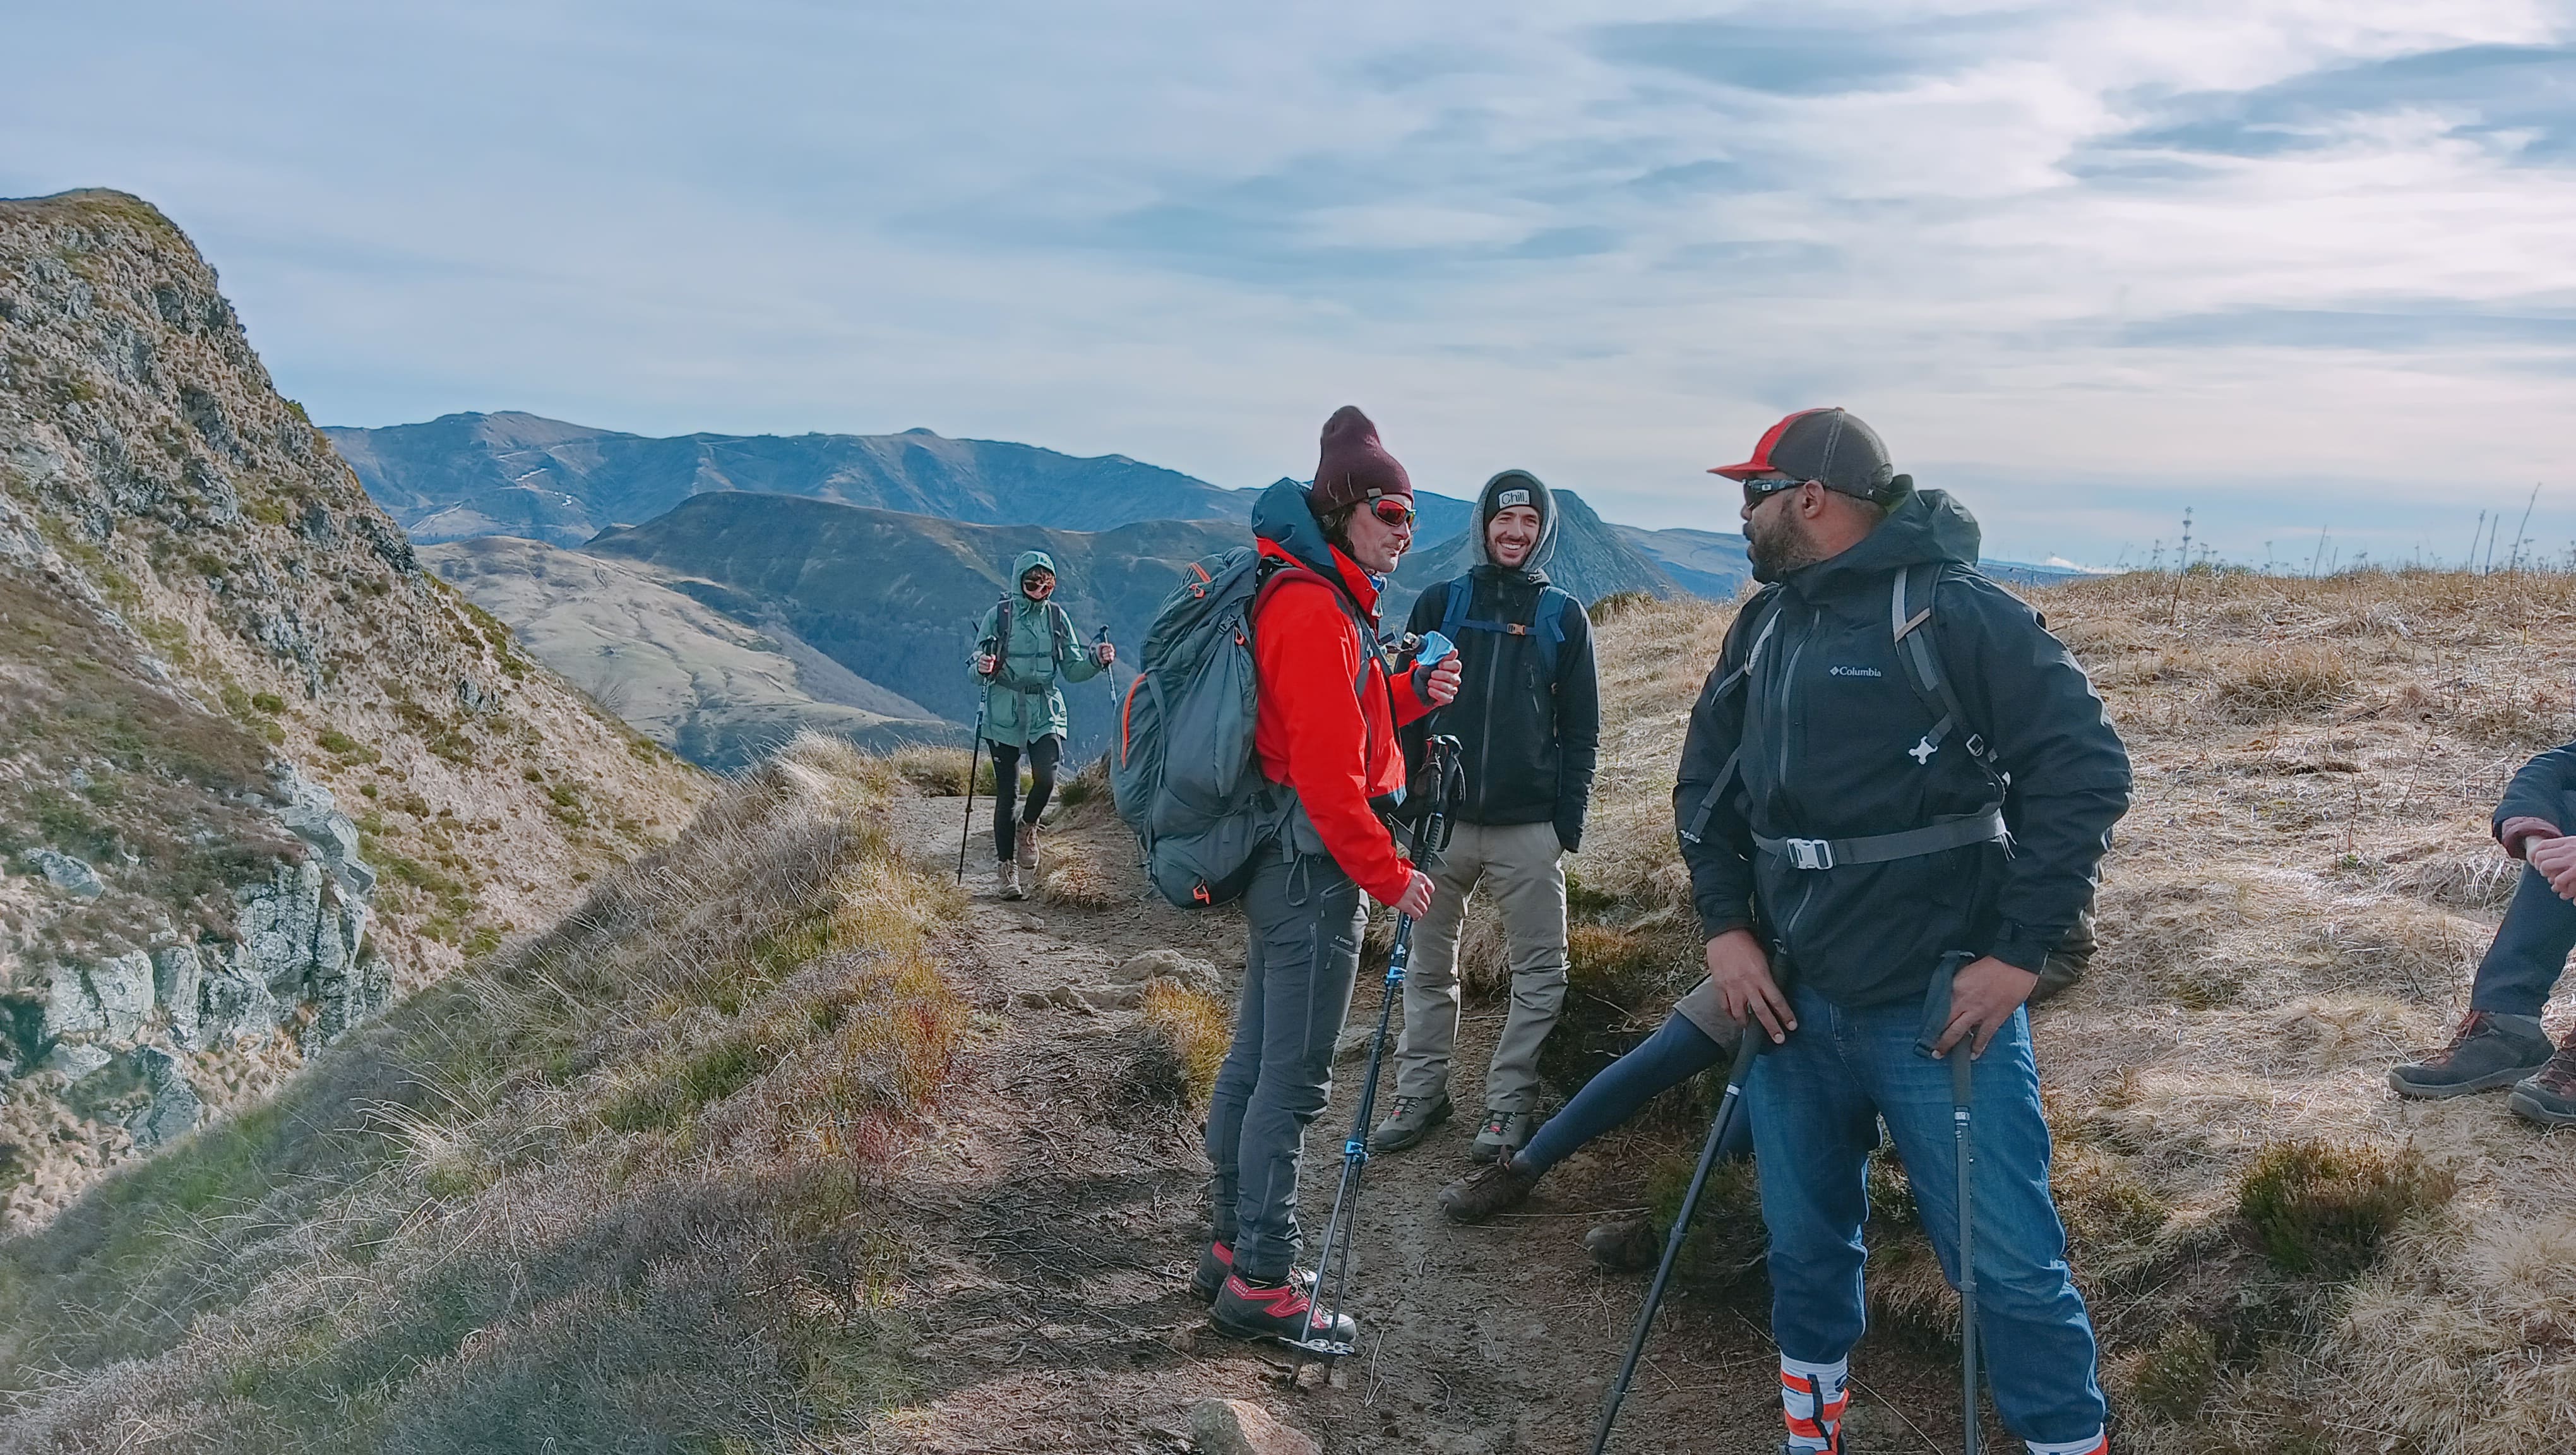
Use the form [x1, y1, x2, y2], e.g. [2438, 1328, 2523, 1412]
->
[970, 550, 1113, 897]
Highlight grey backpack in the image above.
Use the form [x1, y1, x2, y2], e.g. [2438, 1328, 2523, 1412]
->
[1111, 548, 1367, 907]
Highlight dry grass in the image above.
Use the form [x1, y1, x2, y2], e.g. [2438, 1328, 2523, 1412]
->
[1138, 980, 1231, 1110]
[0, 733, 965, 1451]
[1558, 568, 2576, 1453]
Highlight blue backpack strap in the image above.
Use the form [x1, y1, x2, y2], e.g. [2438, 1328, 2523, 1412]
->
[1439, 576, 1471, 645]
[1534, 585, 1572, 681]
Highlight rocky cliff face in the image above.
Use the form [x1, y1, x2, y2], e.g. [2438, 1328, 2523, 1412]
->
[0, 190, 706, 1226]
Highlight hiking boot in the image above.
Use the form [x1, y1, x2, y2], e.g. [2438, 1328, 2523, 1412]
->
[1210, 1272, 1357, 1349]
[1015, 821, 1041, 872]
[2510, 1031, 2576, 1127]
[1370, 1093, 1450, 1153]
[997, 860, 1025, 900]
[1584, 1214, 1662, 1272]
[1437, 1154, 1540, 1224]
[2390, 1010, 2551, 1099]
[1469, 1109, 1533, 1163]
[1188, 1238, 1233, 1303]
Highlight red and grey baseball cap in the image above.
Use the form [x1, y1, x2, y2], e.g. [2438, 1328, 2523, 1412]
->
[1709, 407, 1904, 501]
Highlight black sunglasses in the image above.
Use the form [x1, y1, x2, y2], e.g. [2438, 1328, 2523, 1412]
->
[1368, 498, 1418, 528]
[1741, 476, 1813, 508]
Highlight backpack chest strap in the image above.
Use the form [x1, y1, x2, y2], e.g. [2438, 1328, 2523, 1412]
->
[1753, 806, 2008, 871]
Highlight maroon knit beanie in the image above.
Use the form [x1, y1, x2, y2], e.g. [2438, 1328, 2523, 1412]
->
[1309, 405, 1412, 513]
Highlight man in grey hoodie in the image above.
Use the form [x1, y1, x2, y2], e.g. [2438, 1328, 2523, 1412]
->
[1372, 470, 1601, 1163]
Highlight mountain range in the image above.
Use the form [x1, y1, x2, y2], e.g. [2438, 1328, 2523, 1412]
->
[325, 412, 1481, 547]
[334, 413, 2075, 763]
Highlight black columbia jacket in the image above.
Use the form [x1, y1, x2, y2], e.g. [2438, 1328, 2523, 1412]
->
[1673, 488, 2131, 1009]
[1401, 470, 1601, 849]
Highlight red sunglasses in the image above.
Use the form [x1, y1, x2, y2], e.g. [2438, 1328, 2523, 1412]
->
[1368, 498, 1417, 528]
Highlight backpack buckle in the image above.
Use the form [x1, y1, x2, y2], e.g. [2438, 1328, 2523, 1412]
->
[1786, 838, 1834, 871]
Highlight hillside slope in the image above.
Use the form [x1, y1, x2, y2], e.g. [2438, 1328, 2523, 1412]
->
[424, 537, 957, 770]
[1561, 573, 2576, 1453]
[586, 492, 1243, 741]
[0, 190, 703, 1226]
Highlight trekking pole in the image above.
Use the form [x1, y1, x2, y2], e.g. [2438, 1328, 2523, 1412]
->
[1951, 1039, 1981, 1455]
[957, 604, 1004, 882]
[1093, 625, 1118, 766]
[1587, 1002, 1767, 1455]
[954, 703, 985, 883]
[1289, 734, 1461, 1362]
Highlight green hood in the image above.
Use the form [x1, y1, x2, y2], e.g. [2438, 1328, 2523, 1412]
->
[1013, 549, 1058, 592]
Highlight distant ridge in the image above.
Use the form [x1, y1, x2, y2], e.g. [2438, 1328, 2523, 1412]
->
[327, 411, 1260, 546]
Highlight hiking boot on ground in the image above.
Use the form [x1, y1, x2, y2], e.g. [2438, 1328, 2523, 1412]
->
[1210, 1272, 1356, 1348]
[997, 860, 1025, 900]
[1188, 1238, 1233, 1302]
[1469, 1109, 1534, 1163]
[2390, 1010, 2551, 1099]
[1015, 821, 1041, 872]
[1584, 1214, 1662, 1272]
[1370, 1093, 1450, 1153]
[1438, 1153, 1539, 1224]
[2510, 1030, 2576, 1127]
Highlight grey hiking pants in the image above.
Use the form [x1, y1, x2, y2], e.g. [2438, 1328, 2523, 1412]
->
[1206, 849, 1365, 1283]
[1392, 820, 1569, 1115]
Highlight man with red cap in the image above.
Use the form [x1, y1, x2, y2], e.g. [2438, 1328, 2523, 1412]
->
[1195, 406, 1463, 1348]
[1676, 408, 2128, 1455]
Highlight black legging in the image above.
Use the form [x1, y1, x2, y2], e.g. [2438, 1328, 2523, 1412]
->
[988, 733, 1061, 860]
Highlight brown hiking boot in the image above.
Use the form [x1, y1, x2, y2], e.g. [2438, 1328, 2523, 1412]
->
[1438, 1153, 1540, 1224]
[2510, 1029, 2576, 1127]
[1583, 1214, 1662, 1272]
[1015, 821, 1041, 872]
[2390, 1010, 2551, 1099]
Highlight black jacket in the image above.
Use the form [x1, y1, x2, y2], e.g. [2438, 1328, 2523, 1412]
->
[1400, 472, 1601, 849]
[1672, 488, 2131, 1009]
[2495, 741, 2576, 841]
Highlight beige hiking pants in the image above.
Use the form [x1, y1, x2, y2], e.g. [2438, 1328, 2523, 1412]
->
[1393, 820, 1569, 1114]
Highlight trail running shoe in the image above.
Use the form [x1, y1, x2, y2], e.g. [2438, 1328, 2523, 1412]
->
[2390, 1010, 2551, 1099]
[1015, 820, 1041, 871]
[1210, 1272, 1357, 1349]
[1469, 1109, 1533, 1163]
[1369, 1093, 1451, 1152]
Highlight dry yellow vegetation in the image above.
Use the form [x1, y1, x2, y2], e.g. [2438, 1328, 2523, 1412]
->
[0, 735, 965, 1450]
[1542, 568, 2576, 1452]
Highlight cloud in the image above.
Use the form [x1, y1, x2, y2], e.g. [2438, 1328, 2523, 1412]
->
[2102, 43, 2576, 162]
[3, 1, 2573, 567]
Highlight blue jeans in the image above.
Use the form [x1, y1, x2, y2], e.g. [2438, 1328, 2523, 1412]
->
[1750, 980, 2105, 1446]
[1205, 851, 1366, 1282]
[1518, 1012, 1750, 1177]
[2469, 865, 2576, 1017]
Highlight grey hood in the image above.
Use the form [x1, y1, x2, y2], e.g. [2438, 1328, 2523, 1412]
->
[1467, 469, 1559, 574]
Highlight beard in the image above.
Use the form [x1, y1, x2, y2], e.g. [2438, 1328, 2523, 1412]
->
[1745, 509, 1825, 583]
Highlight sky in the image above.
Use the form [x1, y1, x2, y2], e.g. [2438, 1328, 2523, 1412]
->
[6, 1, 2575, 568]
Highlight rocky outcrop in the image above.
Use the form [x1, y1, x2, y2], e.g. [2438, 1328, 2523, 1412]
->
[8, 767, 385, 1148]
[0, 189, 707, 1225]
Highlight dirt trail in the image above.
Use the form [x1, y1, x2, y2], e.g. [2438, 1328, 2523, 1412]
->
[874, 790, 1965, 1455]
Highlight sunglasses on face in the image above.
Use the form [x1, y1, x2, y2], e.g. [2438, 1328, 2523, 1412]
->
[1368, 499, 1418, 528]
[1741, 477, 1811, 509]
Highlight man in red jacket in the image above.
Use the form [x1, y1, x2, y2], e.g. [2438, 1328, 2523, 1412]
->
[1197, 407, 1462, 1348]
